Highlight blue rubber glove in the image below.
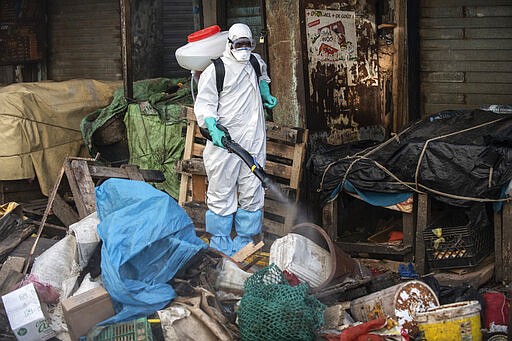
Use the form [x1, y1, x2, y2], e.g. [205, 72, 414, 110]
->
[204, 117, 225, 148]
[259, 80, 278, 109]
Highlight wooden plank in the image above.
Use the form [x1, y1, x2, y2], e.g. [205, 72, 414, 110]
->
[191, 175, 206, 202]
[289, 129, 308, 190]
[423, 93, 465, 104]
[466, 73, 512, 84]
[176, 158, 206, 175]
[322, 200, 338, 242]
[422, 82, 512, 94]
[420, 72, 464, 83]
[263, 217, 285, 236]
[466, 94, 512, 104]
[70, 160, 97, 218]
[466, 6, 512, 17]
[179, 118, 197, 206]
[265, 160, 292, 180]
[502, 200, 512, 282]
[421, 6, 463, 18]
[0, 257, 25, 286]
[120, 164, 145, 181]
[192, 142, 205, 158]
[265, 122, 301, 144]
[231, 241, 264, 263]
[0, 270, 24, 296]
[420, 17, 512, 28]
[466, 28, 512, 39]
[263, 199, 289, 217]
[402, 212, 415, 262]
[52, 193, 79, 227]
[422, 104, 479, 116]
[422, 39, 512, 50]
[421, 50, 512, 62]
[420, 28, 463, 40]
[267, 140, 295, 160]
[88, 165, 165, 182]
[64, 159, 87, 218]
[421, 60, 512, 73]
[415, 194, 430, 275]
[336, 242, 412, 256]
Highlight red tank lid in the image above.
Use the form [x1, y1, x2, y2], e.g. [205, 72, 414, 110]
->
[187, 25, 221, 43]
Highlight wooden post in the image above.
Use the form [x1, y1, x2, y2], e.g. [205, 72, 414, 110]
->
[415, 193, 430, 275]
[322, 200, 338, 242]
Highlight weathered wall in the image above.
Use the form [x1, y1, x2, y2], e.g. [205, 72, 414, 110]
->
[265, 0, 307, 128]
[303, 0, 386, 146]
[420, 0, 512, 116]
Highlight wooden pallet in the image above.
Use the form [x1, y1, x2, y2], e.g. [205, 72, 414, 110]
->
[177, 106, 308, 236]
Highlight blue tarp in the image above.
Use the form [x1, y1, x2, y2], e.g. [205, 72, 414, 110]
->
[95, 178, 207, 323]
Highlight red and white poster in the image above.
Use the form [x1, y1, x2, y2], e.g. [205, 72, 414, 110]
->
[305, 9, 357, 64]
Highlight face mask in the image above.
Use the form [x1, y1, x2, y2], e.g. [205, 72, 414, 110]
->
[232, 49, 251, 62]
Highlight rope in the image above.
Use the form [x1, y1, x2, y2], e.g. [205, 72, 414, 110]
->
[318, 116, 512, 204]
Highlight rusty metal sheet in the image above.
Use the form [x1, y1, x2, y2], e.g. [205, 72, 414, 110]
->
[304, 1, 383, 145]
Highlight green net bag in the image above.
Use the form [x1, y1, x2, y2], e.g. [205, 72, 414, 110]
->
[238, 264, 326, 341]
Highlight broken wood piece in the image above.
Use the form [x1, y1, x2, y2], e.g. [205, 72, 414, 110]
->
[23, 165, 65, 275]
[231, 241, 264, 263]
[0, 256, 25, 294]
[52, 193, 79, 227]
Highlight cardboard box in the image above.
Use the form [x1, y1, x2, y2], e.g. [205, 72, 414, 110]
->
[1, 283, 56, 341]
[61, 286, 115, 340]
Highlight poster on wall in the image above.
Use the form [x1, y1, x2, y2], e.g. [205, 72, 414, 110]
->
[306, 9, 358, 85]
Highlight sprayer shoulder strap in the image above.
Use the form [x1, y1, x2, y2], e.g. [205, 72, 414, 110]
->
[212, 54, 262, 96]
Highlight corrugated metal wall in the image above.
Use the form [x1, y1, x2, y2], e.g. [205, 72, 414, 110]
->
[48, 0, 121, 81]
[419, 0, 512, 116]
[162, 0, 194, 78]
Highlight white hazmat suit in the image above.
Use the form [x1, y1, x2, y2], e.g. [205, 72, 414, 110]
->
[194, 23, 270, 256]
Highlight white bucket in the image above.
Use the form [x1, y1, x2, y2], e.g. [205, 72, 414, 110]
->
[269, 233, 333, 288]
[175, 26, 228, 72]
[350, 280, 439, 335]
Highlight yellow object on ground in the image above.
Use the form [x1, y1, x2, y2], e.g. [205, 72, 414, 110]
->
[0, 202, 19, 217]
[0, 79, 121, 195]
[416, 300, 482, 341]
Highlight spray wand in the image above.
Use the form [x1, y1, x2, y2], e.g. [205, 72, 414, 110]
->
[199, 124, 271, 189]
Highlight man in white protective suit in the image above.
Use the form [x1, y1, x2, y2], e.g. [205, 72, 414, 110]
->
[194, 23, 278, 256]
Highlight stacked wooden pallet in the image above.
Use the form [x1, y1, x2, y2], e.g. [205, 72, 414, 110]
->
[177, 106, 308, 237]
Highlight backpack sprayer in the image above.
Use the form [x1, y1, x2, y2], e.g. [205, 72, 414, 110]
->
[199, 124, 272, 189]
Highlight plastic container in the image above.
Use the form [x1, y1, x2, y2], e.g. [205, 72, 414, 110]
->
[87, 317, 153, 340]
[214, 258, 252, 294]
[270, 232, 332, 288]
[415, 300, 482, 341]
[175, 25, 228, 72]
[423, 223, 492, 269]
[350, 280, 439, 335]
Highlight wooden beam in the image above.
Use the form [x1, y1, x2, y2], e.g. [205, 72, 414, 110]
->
[70, 160, 97, 218]
[52, 193, 79, 227]
[88, 165, 165, 182]
[415, 193, 430, 275]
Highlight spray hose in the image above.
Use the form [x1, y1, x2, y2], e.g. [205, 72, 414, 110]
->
[199, 124, 271, 189]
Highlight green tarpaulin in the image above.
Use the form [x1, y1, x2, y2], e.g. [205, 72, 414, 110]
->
[81, 78, 193, 199]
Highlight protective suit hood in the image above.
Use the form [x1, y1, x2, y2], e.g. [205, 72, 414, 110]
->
[223, 23, 253, 62]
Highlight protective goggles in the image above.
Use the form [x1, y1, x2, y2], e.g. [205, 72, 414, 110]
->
[229, 37, 255, 51]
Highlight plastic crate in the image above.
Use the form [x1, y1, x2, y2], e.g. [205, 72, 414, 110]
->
[423, 223, 492, 270]
[88, 317, 153, 341]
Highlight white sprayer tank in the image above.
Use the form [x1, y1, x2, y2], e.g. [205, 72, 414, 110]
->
[175, 25, 228, 72]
